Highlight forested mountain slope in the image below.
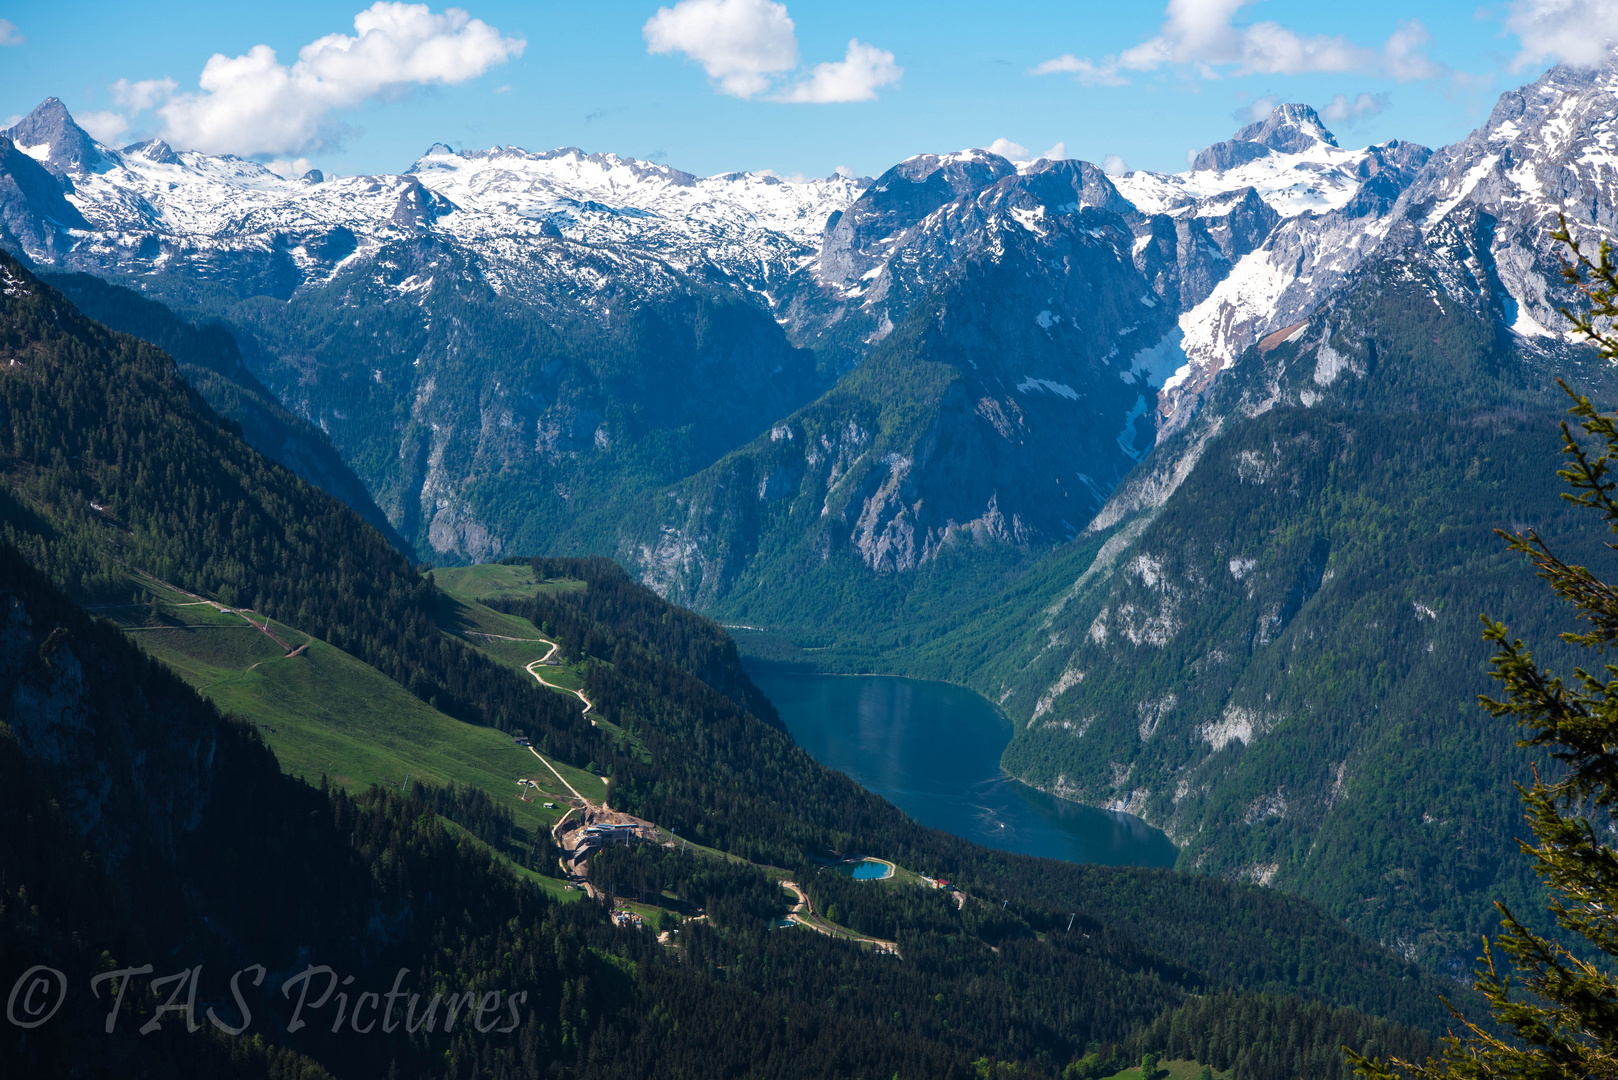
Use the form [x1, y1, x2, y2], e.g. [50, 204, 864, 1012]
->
[933, 224, 1618, 976]
[38, 269, 410, 550]
[0, 248, 1466, 1077]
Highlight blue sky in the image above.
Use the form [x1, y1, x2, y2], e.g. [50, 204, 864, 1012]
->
[0, 1, 1600, 180]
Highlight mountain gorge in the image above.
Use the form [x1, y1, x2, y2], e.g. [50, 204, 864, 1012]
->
[884, 59, 1618, 973]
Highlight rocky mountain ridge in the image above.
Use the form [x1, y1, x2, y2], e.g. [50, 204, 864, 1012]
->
[0, 64, 1601, 602]
[1091, 57, 1617, 534]
[2, 98, 864, 306]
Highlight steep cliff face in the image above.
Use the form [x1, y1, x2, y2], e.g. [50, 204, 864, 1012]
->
[627, 165, 1187, 612]
[966, 66, 1618, 968]
[615, 123, 1438, 622]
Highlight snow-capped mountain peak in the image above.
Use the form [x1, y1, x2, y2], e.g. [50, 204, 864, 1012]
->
[7, 97, 109, 180]
[405, 141, 864, 247]
[1110, 104, 1390, 220]
[0, 98, 867, 306]
[1232, 102, 1339, 154]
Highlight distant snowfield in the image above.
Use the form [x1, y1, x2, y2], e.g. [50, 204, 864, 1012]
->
[1110, 139, 1374, 219]
[56, 137, 866, 295]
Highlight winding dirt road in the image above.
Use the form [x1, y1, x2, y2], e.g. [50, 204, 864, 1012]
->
[462, 630, 596, 724]
[779, 880, 900, 955]
[521, 639, 596, 724]
[131, 574, 307, 657]
[528, 745, 588, 806]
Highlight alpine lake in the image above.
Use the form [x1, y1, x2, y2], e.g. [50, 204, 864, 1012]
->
[746, 670, 1178, 868]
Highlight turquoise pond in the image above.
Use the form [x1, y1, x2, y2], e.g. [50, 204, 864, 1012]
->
[747, 670, 1178, 869]
[838, 859, 892, 880]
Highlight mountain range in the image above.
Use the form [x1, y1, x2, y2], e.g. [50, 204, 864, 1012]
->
[5, 51, 1618, 983]
[0, 88, 1446, 580]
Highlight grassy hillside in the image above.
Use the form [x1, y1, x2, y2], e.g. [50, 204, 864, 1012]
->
[97, 574, 599, 880]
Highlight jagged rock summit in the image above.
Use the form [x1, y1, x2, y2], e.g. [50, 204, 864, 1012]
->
[1190, 103, 1337, 171]
[1236, 102, 1339, 152]
[4, 96, 106, 181]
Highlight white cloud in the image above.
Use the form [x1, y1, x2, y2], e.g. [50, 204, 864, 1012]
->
[982, 139, 1067, 164]
[1027, 54, 1129, 86]
[1232, 93, 1280, 124]
[265, 157, 316, 178]
[120, 3, 523, 157]
[1032, 1, 1445, 85]
[643, 0, 798, 98]
[773, 38, 902, 103]
[77, 110, 131, 144]
[493, 83, 511, 94]
[1320, 91, 1389, 126]
[1505, 0, 1618, 67]
[985, 137, 1030, 160]
[111, 77, 179, 111]
[2, 115, 21, 129]
[645, 1, 900, 103]
[1380, 21, 1445, 79]
[1101, 153, 1127, 174]
[0, 19, 23, 46]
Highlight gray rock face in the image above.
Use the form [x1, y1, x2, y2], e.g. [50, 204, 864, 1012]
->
[121, 138, 182, 166]
[3, 97, 105, 181]
[814, 149, 1017, 290]
[0, 136, 88, 259]
[1190, 139, 1275, 174]
[388, 175, 457, 231]
[1234, 103, 1338, 153]
[1191, 104, 1337, 172]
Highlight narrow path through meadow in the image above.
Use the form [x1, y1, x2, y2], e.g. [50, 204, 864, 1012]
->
[524, 639, 595, 723]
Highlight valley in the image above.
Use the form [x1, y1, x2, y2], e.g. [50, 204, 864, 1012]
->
[4, 26, 1618, 1078]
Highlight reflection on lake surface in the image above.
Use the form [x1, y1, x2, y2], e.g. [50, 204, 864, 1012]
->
[748, 669, 1177, 868]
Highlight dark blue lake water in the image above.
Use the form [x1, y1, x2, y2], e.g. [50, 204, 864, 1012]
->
[747, 670, 1178, 868]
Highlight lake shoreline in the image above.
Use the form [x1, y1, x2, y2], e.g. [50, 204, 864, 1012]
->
[742, 661, 1176, 850]
[747, 667, 1177, 869]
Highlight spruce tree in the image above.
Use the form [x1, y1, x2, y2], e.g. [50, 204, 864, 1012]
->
[1351, 217, 1618, 1079]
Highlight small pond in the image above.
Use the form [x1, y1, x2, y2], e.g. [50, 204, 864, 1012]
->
[837, 859, 894, 880]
